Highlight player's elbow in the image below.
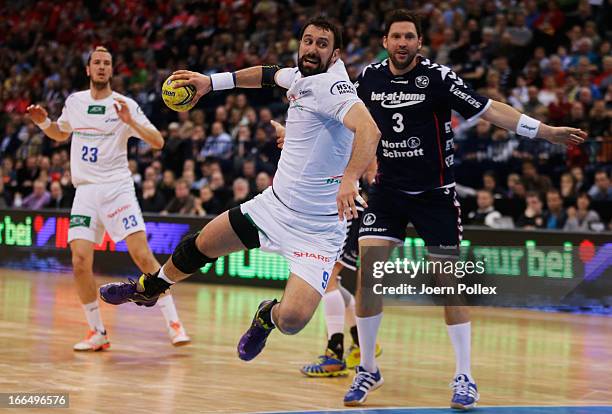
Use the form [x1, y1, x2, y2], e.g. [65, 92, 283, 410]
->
[151, 133, 164, 150]
[366, 121, 382, 142]
[53, 131, 71, 142]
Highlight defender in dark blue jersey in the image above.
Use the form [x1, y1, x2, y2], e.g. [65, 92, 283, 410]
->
[344, 10, 586, 410]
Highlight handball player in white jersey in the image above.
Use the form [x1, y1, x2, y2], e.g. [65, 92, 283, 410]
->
[99, 17, 381, 362]
[27, 46, 190, 351]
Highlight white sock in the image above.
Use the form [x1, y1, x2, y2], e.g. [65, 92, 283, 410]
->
[345, 295, 357, 328]
[83, 300, 105, 333]
[322, 289, 345, 339]
[157, 294, 180, 325]
[270, 303, 278, 328]
[447, 322, 472, 381]
[356, 313, 382, 373]
[158, 267, 175, 284]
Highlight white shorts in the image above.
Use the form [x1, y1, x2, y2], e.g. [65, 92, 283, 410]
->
[240, 188, 346, 296]
[68, 178, 146, 244]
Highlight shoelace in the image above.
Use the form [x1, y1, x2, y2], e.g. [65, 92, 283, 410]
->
[349, 371, 377, 392]
[450, 378, 471, 396]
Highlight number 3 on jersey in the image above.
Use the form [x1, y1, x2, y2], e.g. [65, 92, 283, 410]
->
[392, 113, 404, 132]
[81, 146, 98, 163]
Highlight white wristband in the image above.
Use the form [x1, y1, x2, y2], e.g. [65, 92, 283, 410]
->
[210, 72, 235, 90]
[36, 118, 51, 130]
[516, 114, 540, 139]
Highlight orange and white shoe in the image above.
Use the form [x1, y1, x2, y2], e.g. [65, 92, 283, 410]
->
[168, 321, 191, 346]
[73, 330, 110, 351]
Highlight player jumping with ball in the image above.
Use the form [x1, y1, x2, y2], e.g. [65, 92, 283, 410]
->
[99, 17, 381, 368]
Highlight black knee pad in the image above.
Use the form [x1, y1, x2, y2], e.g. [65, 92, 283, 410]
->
[228, 207, 261, 249]
[171, 232, 216, 274]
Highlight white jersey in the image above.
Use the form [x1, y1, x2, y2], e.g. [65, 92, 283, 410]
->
[274, 59, 362, 216]
[57, 90, 155, 187]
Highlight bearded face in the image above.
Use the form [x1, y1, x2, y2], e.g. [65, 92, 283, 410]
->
[384, 21, 421, 72]
[297, 25, 337, 77]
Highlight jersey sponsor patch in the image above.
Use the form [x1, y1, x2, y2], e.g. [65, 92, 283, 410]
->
[381, 138, 424, 158]
[363, 213, 377, 226]
[330, 80, 356, 95]
[415, 75, 429, 88]
[87, 105, 106, 115]
[370, 91, 426, 108]
[449, 84, 482, 109]
[293, 251, 333, 263]
[70, 215, 91, 228]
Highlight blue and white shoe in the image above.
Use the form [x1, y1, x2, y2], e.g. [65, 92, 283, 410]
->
[450, 374, 479, 410]
[343, 365, 384, 406]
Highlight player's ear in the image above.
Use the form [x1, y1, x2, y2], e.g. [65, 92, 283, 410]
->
[86, 65, 90, 77]
[418, 37, 423, 50]
[332, 48, 340, 62]
[383, 36, 388, 50]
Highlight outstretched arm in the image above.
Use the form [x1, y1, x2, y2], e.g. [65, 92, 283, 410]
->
[481, 100, 586, 146]
[168, 65, 291, 104]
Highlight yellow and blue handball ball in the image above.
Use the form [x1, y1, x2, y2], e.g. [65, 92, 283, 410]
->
[161, 76, 197, 112]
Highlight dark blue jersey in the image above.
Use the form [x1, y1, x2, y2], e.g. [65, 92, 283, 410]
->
[356, 57, 491, 192]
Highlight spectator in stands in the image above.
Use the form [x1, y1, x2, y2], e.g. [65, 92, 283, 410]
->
[21, 179, 50, 210]
[543, 189, 567, 229]
[482, 171, 503, 198]
[466, 190, 503, 228]
[158, 170, 176, 202]
[143, 166, 159, 186]
[0, 180, 12, 208]
[139, 179, 166, 213]
[129, 159, 142, 188]
[505, 173, 522, 199]
[200, 121, 233, 160]
[225, 177, 252, 211]
[198, 185, 222, 216]
[560, 172, 577, 202]
[208, 171, 231, 207]
[564, 193, 602, 231]
[162, 122, 193, 177]
[521, 161, 552, 194]
[255, 171, 271, 194]
[516, 192, 545, 229]
[161, 178, 194, 215]
[240, 158, 258, 190]
[16, 155, 39, 197]
[570, 166, 589, 192]
[588, 170, 612, 201]
[44, 181, 72, 209]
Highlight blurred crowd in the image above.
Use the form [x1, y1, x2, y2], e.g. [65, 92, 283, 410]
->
[1, 0, 610, 231]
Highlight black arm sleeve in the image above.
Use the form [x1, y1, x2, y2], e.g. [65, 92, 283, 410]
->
[261, 65, 282, 88]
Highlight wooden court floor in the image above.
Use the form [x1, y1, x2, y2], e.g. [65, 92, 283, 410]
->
[0, 269, 611, 413]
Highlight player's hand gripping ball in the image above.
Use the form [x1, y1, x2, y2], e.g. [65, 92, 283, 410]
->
[161, 76, 197, 112]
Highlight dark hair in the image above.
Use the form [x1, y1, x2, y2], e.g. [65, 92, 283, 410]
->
[384, 9, 422, 38]
[525, 191, 541, 201]
[299, 16, 343, 50]
[87, 46, 111, 65]
[577, 191, 591, 201]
